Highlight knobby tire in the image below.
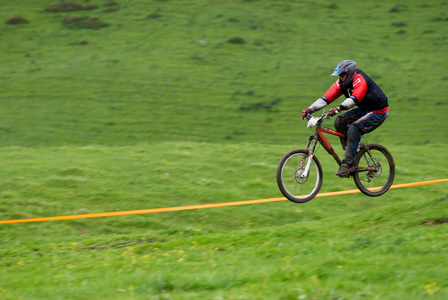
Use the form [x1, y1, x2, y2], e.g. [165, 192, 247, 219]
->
[277, 149, 323, 203]
[353, 144, 395, 197]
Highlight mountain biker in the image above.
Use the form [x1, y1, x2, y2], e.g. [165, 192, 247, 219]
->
[301, 60, 389, 177]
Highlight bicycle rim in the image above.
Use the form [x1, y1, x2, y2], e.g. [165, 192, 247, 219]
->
[277, 150, 322, 203]
[353, 145, 395, 197]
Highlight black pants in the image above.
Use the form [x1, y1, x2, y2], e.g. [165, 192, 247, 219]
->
[334, 108, 388, 165]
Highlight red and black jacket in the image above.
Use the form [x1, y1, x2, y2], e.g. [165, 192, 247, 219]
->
[323, 69, 389, 114]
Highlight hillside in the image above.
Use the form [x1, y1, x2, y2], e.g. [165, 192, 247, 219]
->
[0, 0, 447, 146]
[0, 1, 447, 299]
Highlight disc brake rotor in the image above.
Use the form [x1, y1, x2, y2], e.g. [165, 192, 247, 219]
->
[369, 164, 382, 178]
[294, 168, 308, 184]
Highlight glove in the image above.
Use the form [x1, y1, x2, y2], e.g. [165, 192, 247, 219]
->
[328, 107, 340, 116]
[301, 109, 312, 120]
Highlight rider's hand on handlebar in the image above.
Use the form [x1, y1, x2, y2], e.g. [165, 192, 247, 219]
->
[328, 107, 340, 117]
[301, 109, 312, 120]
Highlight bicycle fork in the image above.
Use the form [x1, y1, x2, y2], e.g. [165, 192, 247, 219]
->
[300, 137, 319, 179]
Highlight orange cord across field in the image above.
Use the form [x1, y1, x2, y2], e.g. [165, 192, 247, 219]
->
[1, 179, 447, 225]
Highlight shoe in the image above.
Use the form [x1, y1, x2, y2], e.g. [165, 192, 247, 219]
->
[336, 163, 351, 178]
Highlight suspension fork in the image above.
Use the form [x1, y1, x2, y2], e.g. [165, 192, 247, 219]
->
[300, 135, 319, 178]
[306, 134, 318, 151]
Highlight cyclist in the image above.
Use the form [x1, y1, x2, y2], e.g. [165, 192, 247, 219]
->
[301, 60, 389, 177]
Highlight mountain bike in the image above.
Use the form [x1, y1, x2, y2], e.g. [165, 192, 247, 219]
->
[276, 112, 395, 203]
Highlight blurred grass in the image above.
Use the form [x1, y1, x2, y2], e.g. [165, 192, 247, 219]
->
[0, 143, 446, 299]
[0, 0, 447, 299]
[0, 0, 446, 146]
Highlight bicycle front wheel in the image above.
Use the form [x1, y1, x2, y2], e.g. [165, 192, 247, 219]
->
[277, 149, 323, 203]
[353, 144, 395, 197]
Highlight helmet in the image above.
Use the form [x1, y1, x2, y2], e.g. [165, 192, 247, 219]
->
[331, 60, 357, 89]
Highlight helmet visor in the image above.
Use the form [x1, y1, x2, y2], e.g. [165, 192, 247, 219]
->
[331, 66, 341, 76]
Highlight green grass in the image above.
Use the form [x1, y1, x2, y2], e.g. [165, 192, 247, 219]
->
[0, 0, 447, 299]
[0, 0, 447, 146]
[1, 143, 447, 299]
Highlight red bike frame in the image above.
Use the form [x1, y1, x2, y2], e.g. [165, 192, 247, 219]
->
[306, 118, 346, 166]
[306, 116, 380, 173]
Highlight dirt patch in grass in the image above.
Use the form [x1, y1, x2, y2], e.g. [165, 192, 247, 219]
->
[104, 0, 119, 6]
[228, 37, 246, 44]
[239, 98, 282, 112]
[421, 218, 448, 226]
[5, 17, 29, 25]
[80, 238, 165, 250]
[61, 16, 109, 29]
[147, 12, 162, 19]
[45, 2, 98, 12]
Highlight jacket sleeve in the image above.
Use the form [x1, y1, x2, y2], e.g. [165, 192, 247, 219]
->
[351, 74, 368, 102]
[323, 80, 343, 103]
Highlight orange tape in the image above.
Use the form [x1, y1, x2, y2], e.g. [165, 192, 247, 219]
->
[1, 179, 447, 224]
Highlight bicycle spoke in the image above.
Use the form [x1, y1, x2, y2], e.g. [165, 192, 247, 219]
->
[277, 149, 323, 203]
[353, 144, 395, 196]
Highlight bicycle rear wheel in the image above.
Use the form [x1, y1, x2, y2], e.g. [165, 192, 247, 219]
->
[277, 149, 323, 203]
[353, 144, 395, 197]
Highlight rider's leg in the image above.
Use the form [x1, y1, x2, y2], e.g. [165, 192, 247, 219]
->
[334, 108, 364, 151]
[337, 112, 388, 177]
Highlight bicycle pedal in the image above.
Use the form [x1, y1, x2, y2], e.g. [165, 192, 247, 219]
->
[335, 172, 351, 178]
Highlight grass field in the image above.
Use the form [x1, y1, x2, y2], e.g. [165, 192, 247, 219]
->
[0, 0, 447, 299]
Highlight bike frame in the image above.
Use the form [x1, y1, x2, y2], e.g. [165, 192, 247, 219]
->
[304, 116, 379, 175]
[306, 117, 346, 166]
[277, 114, 395, 202]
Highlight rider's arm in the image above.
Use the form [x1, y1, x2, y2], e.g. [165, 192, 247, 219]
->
[308, 80, 343, 113]
[323, 80, 343, 102]
[338, 74, 368, 111]
[308, 97, 329, 113]
[350, 74, 368, 103]
[339, 98, 357, 111]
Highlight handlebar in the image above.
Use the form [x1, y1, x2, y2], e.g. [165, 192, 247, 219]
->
[305, 110, 339, 128]
[306, 110, 339, 121]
